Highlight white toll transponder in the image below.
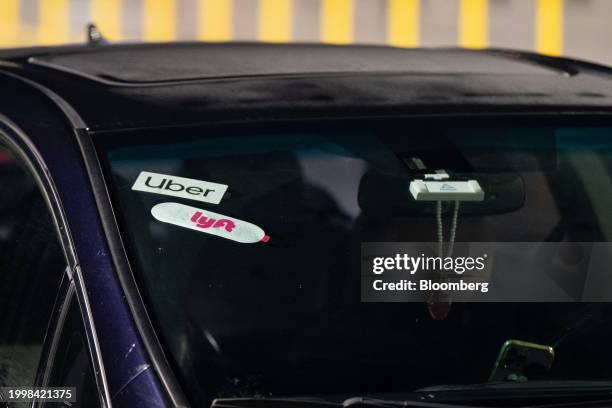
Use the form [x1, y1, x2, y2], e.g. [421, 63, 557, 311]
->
[151, 202, 270, 244]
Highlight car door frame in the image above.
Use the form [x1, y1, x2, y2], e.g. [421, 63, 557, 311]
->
[33, 273, 102, 408]
[0, 117, 112, 408]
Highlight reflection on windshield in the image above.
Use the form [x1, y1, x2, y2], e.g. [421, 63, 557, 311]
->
[96, 124, 612, 406]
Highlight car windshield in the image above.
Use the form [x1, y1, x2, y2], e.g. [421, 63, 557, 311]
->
[95, 119, 612, 406]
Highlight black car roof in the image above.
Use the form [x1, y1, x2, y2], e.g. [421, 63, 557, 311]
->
[15, 43, 562, 83]
[2, 42, 612, 130]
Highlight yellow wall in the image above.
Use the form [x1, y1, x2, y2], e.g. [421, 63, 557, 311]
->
[0, 0, 568, 60]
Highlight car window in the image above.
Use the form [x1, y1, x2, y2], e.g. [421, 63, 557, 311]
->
[42, 288, 100, 408]
[0, 141, 67, 388]
[95, 121, 612, 406]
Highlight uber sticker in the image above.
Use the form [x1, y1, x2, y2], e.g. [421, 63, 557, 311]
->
[132, 171, 228, 204]
[151, 202, 270, 244]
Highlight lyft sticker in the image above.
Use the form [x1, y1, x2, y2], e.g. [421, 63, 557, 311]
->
[132, 171, 228, 204]
[151, 202, 270, 244]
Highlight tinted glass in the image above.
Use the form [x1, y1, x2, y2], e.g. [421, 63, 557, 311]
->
[0, 141, 66, 388]
[96, 121, 612, 406]
[43, 291, 100, 408]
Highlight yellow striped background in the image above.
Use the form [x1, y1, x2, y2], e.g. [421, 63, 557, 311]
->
[0, 0, 564, 57]
[536, 0, 564, 56]
[459, 0, 488, 48]
[199, 0, 232, 41]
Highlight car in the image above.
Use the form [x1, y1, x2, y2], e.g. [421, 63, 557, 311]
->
[2, 40, 612, 408]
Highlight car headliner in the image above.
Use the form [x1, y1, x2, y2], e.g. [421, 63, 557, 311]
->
[2, 42, 612, 131]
